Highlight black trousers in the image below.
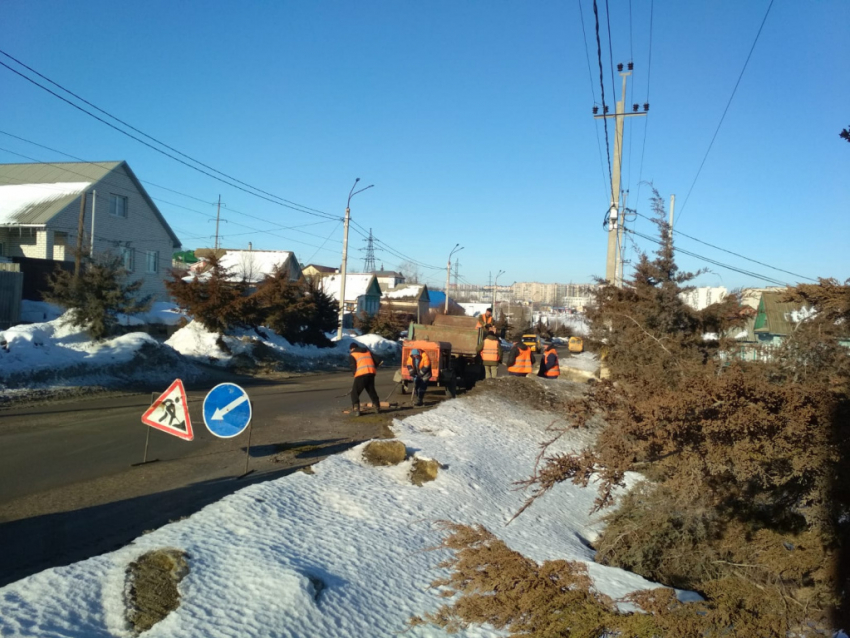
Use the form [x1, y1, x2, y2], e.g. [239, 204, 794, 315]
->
[351, 373, 380, 406]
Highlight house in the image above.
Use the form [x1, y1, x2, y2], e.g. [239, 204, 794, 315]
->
[302, 263, 337, 282]
[319, 273, 382, 318]
[193, 248, 301, 283]
[373, 268, 405, 289]
[0, 161, 181, 300]
[381, 284, 430, 323]
[753, 291, 808, 345]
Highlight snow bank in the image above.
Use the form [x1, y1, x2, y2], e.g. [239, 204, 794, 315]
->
[116, 302, 187, 326]
[19, 300, 64, 324]
[0, 385, 691, 637]
[166, 320, 400, 367]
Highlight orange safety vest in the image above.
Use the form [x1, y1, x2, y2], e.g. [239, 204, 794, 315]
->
[352, 350, 377, 377]
[507, 346, 532, 375]
[543, 347, 560, 378]
[406, 352, 431, 370]
[476, 315, 494, 330]
[480, 338, 500, 362]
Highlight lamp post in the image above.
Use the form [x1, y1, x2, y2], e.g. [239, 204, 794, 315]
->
[493, 269, 505, 319]
[444, 243, 464, 313]
[337, 178, 374, 340]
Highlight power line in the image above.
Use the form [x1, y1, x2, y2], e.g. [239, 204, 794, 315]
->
[577, 0, 610, 202]
[592, 0, 614, 202]
[633, 210, 816, 282]
[0, 51, 338, 221]
[675, 0, 775, 225]
[626, 227, 789, 286]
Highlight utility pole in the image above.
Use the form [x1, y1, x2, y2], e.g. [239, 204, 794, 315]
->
[594, 63, 647, 286]
[669, 194, 676, 237]
[453, 257, 460, 290]
[75, 190, 87, 278]
[214, 195, 222, 250]
[337, 179, 374, 340]
[89, 190, 96, 254]
[493, 269, 505, 319]
[615, 190, 628, 288]
[444, 244, 463, 313]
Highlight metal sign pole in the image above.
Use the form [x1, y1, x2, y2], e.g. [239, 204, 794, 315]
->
[132, 392, 161, 467]
[237, 401, 254, 480]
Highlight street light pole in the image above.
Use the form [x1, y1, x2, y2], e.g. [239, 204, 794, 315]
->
[337, 178, 374, 340]
[493, 269, 505, 319]
[444, 243, 464, 313]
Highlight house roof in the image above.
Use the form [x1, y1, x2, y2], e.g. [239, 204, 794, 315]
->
[304, 264, 337, 273]
[193, 248, 299, 283]
[319, 273, 382, 303]
[0, 161, 181, 247]
[754, 291, 802, 336]
[383, 284, 429, 301]
[373, 270, 403, 278]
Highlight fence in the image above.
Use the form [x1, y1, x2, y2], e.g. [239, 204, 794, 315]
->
[0, 264, 23, 330]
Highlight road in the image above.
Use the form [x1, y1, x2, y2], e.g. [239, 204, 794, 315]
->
[0, 367, 411, 586]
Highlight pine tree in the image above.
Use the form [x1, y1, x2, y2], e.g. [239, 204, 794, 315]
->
[44, 251, 151, 340]
[165, 255, 249, 333]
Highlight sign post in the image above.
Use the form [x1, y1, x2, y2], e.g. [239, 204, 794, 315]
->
[202, 383, 253, 478]
[134, 380, 194, 467]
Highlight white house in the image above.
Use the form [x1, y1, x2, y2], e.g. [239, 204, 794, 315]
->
[319, 273, 382, 316]
[193, 248, 301, 283]
[0, 161, 181, 300]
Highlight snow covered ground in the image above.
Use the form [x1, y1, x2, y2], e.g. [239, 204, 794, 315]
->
[0, 381, 692, 637]
[165, 320, 401, 368]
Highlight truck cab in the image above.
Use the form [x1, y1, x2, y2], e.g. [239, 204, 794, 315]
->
[522, 334, 542, 352]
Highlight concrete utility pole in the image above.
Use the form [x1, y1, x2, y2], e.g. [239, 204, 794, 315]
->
[337, 179, 374, 340]
[594, 64, 647, 286]
[444, 244, 463, 313]
[669, 194, 676, 237]
[75, 191, 87, 278]
[89, 190, 96, 254]
[493, 269, 505, 318]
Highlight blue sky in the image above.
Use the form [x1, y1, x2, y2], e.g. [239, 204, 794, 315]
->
[1, 0, 847, 291]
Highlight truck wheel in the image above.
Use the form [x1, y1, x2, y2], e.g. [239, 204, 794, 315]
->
[447, 373, 458, 399]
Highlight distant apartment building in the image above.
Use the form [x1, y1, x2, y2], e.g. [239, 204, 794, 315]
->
[680, 286, 728, 311]
[511, 282, 596, 307]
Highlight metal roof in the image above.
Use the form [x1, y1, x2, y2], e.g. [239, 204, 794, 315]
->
[0, 161, 181, 248]
[753, 291, 800, 336]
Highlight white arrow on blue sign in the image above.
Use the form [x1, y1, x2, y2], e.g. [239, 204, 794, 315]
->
[203, 383, 252, 438]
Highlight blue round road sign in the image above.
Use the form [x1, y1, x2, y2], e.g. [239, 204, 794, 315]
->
[203, 383, 252, 438]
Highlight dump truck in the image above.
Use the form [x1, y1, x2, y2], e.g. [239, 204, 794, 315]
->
[394, 314, 485, 398]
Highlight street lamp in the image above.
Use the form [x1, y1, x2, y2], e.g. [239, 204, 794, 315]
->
[444, 243, 464, 313]
[337, 178, 374, 340]
[493, 270, 505, 319]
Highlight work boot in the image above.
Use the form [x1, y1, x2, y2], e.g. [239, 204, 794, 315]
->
[375, 404, 382, 414]
[351, 403, 360, 417]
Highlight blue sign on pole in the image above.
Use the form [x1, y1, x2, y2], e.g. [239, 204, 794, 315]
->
[203, 383, 252, 439]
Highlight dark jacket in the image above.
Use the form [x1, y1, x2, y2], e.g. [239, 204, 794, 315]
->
[349, 344, 381, 375]
[476, 333, 503, 365]
[505, 342, 535, 368]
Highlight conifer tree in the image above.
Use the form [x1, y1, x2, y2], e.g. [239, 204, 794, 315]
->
[165, 255, 248, 333]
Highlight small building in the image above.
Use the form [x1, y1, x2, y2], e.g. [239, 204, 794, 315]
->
[319, 273, 382, 317]
[193, 248, 301, 283]
[382, 284, 430, 323]
[373, 268, 405, 289]
[302, 263, 338, 282]
[753, 291, 807, 345]
[0, 161, 181, 300]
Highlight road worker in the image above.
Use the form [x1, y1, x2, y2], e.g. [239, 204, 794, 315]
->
[506, 336, 535, 377]
[476, 308, 495, 332]
[349, 342, 381, 417]
[406, 348, 432, 406]
[537, 342, 560, 379]
[476, 328, 502, 379]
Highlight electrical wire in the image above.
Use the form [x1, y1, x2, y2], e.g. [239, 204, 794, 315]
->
[592, 0, 614, 203]
[0, 52, 338, 221]
[632, 210, 816, 282]
[306, 221, 342, 264]
[675, 0, 775, 225]
[577, 0, 610, 202]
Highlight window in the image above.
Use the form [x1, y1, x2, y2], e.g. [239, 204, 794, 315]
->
[119, 247, 135, 272]
[110, 194, 128, 218]
[146, 250, 159, 273]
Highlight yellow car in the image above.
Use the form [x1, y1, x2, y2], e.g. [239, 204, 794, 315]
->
[521, 334, 541, 352]
[568, 336, 584, 353]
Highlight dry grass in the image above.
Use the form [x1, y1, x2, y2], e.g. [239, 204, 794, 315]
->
[362, 440, 407, 466]
[125, 548, 188, 634]
[409, 458, 440, 486]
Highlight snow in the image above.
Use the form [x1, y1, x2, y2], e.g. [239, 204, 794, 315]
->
[0, 181, 91, 224]
[459, 302, 491, 316]
[218, 250, 296, 283]
[116, 302, 187, 326]
[562, 351, 600, 374]
[0, 314, 159, 383]
[166, 320, 401, 366]
[384, 285, 424, 300]
[319, 273, 377, 303]
[0, 383, 693, 637]
[19, 300, 64, 323]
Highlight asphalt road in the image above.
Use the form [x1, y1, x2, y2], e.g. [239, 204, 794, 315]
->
[0, 367, 411, 586]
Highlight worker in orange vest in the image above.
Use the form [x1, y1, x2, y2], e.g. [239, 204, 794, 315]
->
[537, 343, 560, 379]
[476, 308, 495, 331]
[349, 342, 381, 417]
[506, 337, 535, 377]
[406, 348, 432, 406]
[476, 328, 502, 378]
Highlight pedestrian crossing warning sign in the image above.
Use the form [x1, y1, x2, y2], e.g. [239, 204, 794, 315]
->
[141, 379, 194, 441]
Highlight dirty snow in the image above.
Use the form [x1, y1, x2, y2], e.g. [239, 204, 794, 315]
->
[0, 383, 695, 637]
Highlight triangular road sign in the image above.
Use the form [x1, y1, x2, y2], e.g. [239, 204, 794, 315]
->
[141, 379, 194, 441]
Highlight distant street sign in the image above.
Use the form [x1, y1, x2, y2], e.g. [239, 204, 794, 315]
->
[203, 383, 252, 438]
[141, 379, 194, 441]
